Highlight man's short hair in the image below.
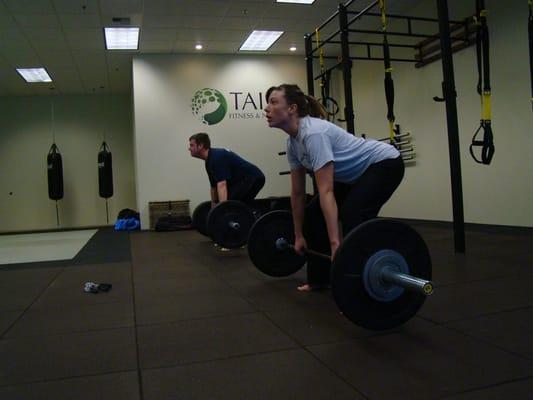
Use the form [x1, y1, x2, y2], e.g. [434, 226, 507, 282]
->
[189, 132, 211, 149]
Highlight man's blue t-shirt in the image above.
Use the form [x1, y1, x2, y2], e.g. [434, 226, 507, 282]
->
[205, 148, 264, 188]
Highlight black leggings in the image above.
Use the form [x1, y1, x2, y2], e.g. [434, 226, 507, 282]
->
[227, 175, 265, 204]
[303, 156, 405, 285]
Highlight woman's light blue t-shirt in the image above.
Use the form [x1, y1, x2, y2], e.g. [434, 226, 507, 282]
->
[287, 116, 400, 183]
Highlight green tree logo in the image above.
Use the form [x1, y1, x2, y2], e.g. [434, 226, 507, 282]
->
[191, 88, 227, 125]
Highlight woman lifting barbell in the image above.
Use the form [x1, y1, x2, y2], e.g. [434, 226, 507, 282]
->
[265, 84, 404, 292]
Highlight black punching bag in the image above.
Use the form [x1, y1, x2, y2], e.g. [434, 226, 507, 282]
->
[98, 141, 113, 198]
[47, 143, 64, 200]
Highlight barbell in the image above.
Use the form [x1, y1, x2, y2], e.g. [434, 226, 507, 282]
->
[247, 210, 434, 331]
[206, 200, 256, 249]
[192, 201, 212, 237]
[192, 199, 293, 249]
[274, 238, 433, 296]
[192, 200, 255, 248]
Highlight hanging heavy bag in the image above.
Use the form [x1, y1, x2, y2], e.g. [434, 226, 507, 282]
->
[98, 141, 113, 198]
[47, 143, 64, 200]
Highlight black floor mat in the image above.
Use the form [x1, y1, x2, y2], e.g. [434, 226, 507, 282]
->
[72, 227, 131, 265]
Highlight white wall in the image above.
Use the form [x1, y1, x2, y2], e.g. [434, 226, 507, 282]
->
[132, 0, 532, 229]
[0, 95, 136, 232]
[326, 0, 532, 226]
[132, 54, 310, 228]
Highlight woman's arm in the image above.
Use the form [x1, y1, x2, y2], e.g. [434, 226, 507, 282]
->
[314, 162, 340, 258]
[290, 166, 307, 252]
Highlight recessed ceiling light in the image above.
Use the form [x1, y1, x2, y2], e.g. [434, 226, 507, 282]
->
[104, 27, 139, 50]
[289, 46, 297, 52]
[240, 30, 284, 51]
[195, 44, 203, 50]
[276, 0, 315, 4]
[16, 68, 52, 83]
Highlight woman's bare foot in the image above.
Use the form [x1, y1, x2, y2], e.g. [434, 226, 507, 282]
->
[297, 283, 313, 292]
[297, 283, 331, 292]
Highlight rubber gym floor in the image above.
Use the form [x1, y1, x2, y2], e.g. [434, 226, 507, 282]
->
[0, 223, 531, 399]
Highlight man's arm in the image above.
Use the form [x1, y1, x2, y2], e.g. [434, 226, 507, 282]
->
[210, 186, 218, 208]
[216, 180, 228, 203]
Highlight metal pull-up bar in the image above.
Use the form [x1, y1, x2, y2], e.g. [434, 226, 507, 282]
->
[436, 0, 466, 253]
[304, 0, 467, 253]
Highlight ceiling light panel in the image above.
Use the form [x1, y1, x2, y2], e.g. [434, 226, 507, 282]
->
[276, 0, 315, 4]
[239, 30, 284, 51]
[104, 27, 140, 50]
[16, 68, 52, 83]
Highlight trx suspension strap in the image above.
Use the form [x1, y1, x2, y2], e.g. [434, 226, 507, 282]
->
[379, 0, 396, 144]
[315, 29, 340, 121]
[470, 0, 495, 165]
[529, 0, 533, 110]
[316, 29, 328, 115]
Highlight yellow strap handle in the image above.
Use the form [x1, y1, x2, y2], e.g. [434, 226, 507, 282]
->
[388, 120, 395, 143]
[474, 9, 487, 26]
[473, 10, 487, 28]
[476, 6, 490, 120]
[381, 0, 395, 141]
[315, 28, 326, 90]
[379, 0, 387, 31]
[315, 29, 325, 73]
[381, 2, 392, 74]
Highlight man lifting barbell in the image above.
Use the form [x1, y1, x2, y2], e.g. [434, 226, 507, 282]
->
[188, 133, 266, 207]
[264, 84, 404, 292]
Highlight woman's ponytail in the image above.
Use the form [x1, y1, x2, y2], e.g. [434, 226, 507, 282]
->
[267, 84, 327, 119]
[304, 95, 327, 119]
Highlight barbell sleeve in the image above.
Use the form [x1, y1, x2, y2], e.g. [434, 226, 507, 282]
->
[228, 221, 241, 230]
[378, 132, 410, 142]
[381, 268, 434, 296]
[276, 237, 433, 296]
[399, 146, 414, 153]
[393, 139, 411, 146]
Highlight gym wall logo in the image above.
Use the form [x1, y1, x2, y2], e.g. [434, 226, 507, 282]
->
[191, 88, 228, 125]
[191, 88, 266, 125]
